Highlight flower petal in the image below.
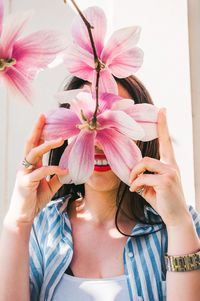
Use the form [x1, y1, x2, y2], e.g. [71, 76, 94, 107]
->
[1, 11, 33, 58]
[42, 108, 80, 141]
[0, 0, 4, 37]
[111, 99, 135, 110]
[71, 91, 95, 121]
[12, 30, 67, 79]
[3, 66, 34, 103]
[102, 26, 141, 64]
[72, 6, 107, 57]
[98, 110, 145, 140]
[130, 104, 159, 141]
[59, 137, 75, 184]
[112, 102, 159, 141]
[92, 69, 118, 94]
[64, 44, 94, 81]
[98, 93, 123, 112]
[58, 174, 73, 185]
[108, 47, 144, 78]
[96, 128, 142, 185]
[59, 136, 76, 170]
[55, 87, 89, 105]
[56, 90, 95, 123]
[68, 129, 96, 184]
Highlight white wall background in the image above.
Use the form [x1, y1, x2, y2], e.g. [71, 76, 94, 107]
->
[188, 0, 200, 213]
[0, 0, 195, 229]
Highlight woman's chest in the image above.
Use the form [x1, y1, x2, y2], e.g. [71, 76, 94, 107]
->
[70, 223, 129, 278]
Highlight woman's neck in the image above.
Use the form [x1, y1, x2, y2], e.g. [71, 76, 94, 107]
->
[72, 184, 118, 227]
[68, 183, 136, 237]
[71, 183, 132, 227]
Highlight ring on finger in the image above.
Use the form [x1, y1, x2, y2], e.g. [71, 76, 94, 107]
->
[136, 187, 145, 196]
[22, 158, 35, 170]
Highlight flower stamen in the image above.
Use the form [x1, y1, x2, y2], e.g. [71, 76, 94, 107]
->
[76, 123, 90, 130]
[80, 109, 88, 122]
[0, 58, 16, 72]
[76, 120, 101, 130]
[95, 59, 106, 72]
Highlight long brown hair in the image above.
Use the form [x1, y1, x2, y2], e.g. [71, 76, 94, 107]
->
[49, 75, 161, 234]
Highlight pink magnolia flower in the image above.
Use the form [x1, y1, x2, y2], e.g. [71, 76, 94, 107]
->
[42, 89, 159, 185]
[64, 6, 144, 95]
[0, 0, 67, 103]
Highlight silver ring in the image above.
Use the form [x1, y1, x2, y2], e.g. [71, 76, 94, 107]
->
[22, 158, 35, 170]
[136, 187, 144, 196]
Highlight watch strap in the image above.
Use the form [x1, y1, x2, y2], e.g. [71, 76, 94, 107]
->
[165, 250, 200, 272]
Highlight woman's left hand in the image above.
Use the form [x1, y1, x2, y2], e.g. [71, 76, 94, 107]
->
[129, 108, 191, 227]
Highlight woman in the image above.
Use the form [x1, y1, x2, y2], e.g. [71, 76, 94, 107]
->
[0, 75, 200, 301]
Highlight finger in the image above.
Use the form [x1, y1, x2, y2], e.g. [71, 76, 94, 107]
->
[129, 173, 163, 192]
[158, 108, 176, 165]
[48, 174, 66, 196]
[34, 138, 45, 168]
[26, 138, 64, 165]
[129, 156, 170, 184]
[24, 114, 46, 156]
[26, 165, 68, 182]
[19, 138, 64, 175]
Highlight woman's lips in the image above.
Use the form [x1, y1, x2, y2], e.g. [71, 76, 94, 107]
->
[94, 165, 111, 172]
[94, 154, 106, 159]
[94, 154, 111, 172]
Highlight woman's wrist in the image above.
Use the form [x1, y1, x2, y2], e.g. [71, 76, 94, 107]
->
[167, 213, 200, 256]
[3, 212, 33, 235]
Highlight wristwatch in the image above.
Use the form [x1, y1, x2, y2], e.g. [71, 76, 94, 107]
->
[165, 250, 200, 272]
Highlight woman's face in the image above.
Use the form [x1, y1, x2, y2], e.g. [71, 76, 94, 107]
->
[85, 83, 133, 193]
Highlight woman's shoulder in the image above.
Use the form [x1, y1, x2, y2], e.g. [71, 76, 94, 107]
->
[31, 195, 72, 235]
[36, 195, 71, 218]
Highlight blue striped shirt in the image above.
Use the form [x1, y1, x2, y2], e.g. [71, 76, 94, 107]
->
[29, 197, 200, 301]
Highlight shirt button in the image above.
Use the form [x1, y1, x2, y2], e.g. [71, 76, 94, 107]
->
[128, 252, 134, 258]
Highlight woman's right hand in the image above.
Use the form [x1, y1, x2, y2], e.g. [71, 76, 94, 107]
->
[5, 114, 68, 227]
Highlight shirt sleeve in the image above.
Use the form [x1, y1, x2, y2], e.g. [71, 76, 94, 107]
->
[29, 212, 45, 301]
[188, 205, 200, 238]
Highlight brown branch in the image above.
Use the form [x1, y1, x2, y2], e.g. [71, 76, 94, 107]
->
[64, 0, 102, 127]
[92, 70, 100, 125]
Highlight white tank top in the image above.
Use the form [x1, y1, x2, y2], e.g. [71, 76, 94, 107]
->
[52, 273, 130, 301]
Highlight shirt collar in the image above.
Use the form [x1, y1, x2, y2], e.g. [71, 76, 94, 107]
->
[130, 205, 165, 237]
[54, 195, 72, 214]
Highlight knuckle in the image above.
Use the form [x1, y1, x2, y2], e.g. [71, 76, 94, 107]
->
[163, 169, 177, 187]
[143, 156, 150, 164]
[28, 147, 37, 158]
[27, 146, 43, 163]
[162, 176, 172, 187]
[49, 166, 59, 173]
[168, 168, 178, 180]
[43, 165, 55, 174]
[41, 166, 50, 174]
